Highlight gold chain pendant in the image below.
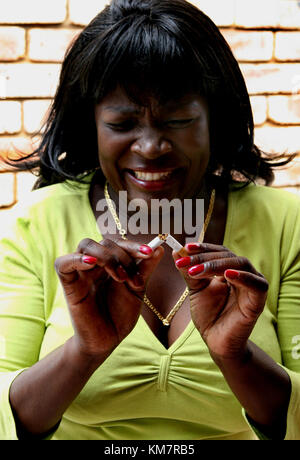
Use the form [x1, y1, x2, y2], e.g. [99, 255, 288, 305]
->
[104, 182, 215, 326]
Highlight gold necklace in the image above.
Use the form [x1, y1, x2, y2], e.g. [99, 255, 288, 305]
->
[104, 182, 215, 326]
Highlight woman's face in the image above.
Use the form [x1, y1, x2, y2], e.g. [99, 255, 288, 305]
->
[94, 86, 211, 204]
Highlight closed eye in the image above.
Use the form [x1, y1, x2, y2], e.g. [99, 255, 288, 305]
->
[105, 120, 136, 132]
[165, 118, 196, 129]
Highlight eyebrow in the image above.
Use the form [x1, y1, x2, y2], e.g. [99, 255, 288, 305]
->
[102, 106, 142, 115]
[102, 100, 202, 115]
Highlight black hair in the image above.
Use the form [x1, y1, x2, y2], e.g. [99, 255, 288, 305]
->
[6, 0, 293, 188]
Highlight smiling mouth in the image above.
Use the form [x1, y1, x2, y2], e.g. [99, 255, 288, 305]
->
[123, 168, 184, 192]
[133, 170, 172, 181]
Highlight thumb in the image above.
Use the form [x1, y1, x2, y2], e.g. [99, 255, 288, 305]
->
[127, 246, 165, 292]
[224, 269, 268, 318]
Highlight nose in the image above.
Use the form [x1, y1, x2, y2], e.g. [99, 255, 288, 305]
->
[130, 127, 172, 159]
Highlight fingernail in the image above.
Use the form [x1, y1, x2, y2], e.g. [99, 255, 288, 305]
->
[188, 264, 205, 276]
[225, 269, 239, 279]
[82, 256, 97, 265]
[133, 273, 144, 287]
[139, 245, 153, 255]
[116, 266, 128, 280]
[175, 257, 191, 268]
[186, 243, 201, 251]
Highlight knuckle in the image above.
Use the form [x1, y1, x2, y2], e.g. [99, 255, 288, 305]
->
[77, 238, 95, 253]
[261, 277, 269, 292]
[239, 256, 251, 270]
[220, 245, 229, 252]
[190, 254, 202, 265]
[206, 260, 214, 271]
[99, 238, 115, 250]
[200, 242, 209, 251]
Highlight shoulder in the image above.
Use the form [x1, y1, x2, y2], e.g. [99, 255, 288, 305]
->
[230, 182, 300, 214]
[1, 176, 92, 239]
[228, 182, 300, 243]
[14, 177, 91, 219]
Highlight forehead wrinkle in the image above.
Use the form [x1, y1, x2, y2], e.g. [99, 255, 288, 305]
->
[102, 105, 142, 115]
[100, 94, 207, 119]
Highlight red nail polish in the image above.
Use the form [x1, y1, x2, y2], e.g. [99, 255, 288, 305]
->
[175, 257, 191, 268]
[116, 266, 128, 280]
[82, 256, 97, 265]
[139, 245, 153, 255]
[225, 269, 239, 279]
[186, 243, 201, 251]
[188, 264, 205, 276]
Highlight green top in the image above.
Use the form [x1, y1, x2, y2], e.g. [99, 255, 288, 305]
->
[0, 176, 300, 440]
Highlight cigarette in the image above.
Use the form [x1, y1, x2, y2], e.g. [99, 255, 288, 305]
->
[137, 234, 187, 264]
[165, 235, 189, 257]
[147, 236, 166, 251]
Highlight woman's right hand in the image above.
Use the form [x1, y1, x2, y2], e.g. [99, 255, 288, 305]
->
[55, 238, 164, 363]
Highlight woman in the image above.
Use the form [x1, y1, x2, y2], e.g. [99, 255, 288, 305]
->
[0, 0, 299, 440]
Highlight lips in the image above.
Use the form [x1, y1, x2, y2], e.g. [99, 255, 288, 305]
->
[132, 170, 172, 181]
[124, 168, 183, 191]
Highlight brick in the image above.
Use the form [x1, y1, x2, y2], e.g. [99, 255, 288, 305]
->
[236, 0, 300, 29]
[0, 172, 15, 207]
[222, 30, 273, 62]
[240, 63, 300, 95]
[0, 64, 61, 98]
[28, 29, 79, 63]
[15, 171, 37, 201]
[268, 95, 300, 124]
[0, 27, 25, 61]
[23, 99, 52, 134]
[254, 125, 300, 155]
[278, 0, 300, 29]
[235, 0, 280, 28]
[188, 0, 235, 27]
[272, 157, 300, 187]
[0, 136, 38, 171]
[275, 32, 300, 61]
[250, 96, 267, 125]
[0, 101, 21, 134]
[69, 0, 107, 26]
[0, 0, 67, 24]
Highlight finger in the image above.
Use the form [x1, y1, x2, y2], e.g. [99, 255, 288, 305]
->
[174, 251, 235, 270]
[55, 254, 110, 304]
[224, 269, 268, 319]
[77, 238, 154, 282]
[125, 246, 165, 292]
[187, 256, 258, 278]
[55, 253, 104, 283]
[184, 242, 231, 254]
[224, 269, 269, 293]
[78, 237, 154, 263]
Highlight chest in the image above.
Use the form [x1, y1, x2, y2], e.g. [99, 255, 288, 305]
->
[89, 181, 227, 348]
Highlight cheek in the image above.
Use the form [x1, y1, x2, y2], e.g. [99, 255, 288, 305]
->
[186, 126, 211, 169]
[96, 133, 130, 188]
[195, 120, 210, 152]
[96, 130, 123, 166]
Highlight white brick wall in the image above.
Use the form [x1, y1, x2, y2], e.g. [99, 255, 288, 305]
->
[0, 0, 67, 24]
[0, 101, 21, 134]
[0, 63, 61, 98]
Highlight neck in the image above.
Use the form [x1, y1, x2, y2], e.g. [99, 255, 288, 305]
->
[104, 180, 214, 245]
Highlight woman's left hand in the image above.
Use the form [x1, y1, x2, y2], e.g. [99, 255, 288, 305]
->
[174, 243, 269, 361]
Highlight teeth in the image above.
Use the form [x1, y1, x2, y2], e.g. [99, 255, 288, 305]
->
[133, 171, 172, 181]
